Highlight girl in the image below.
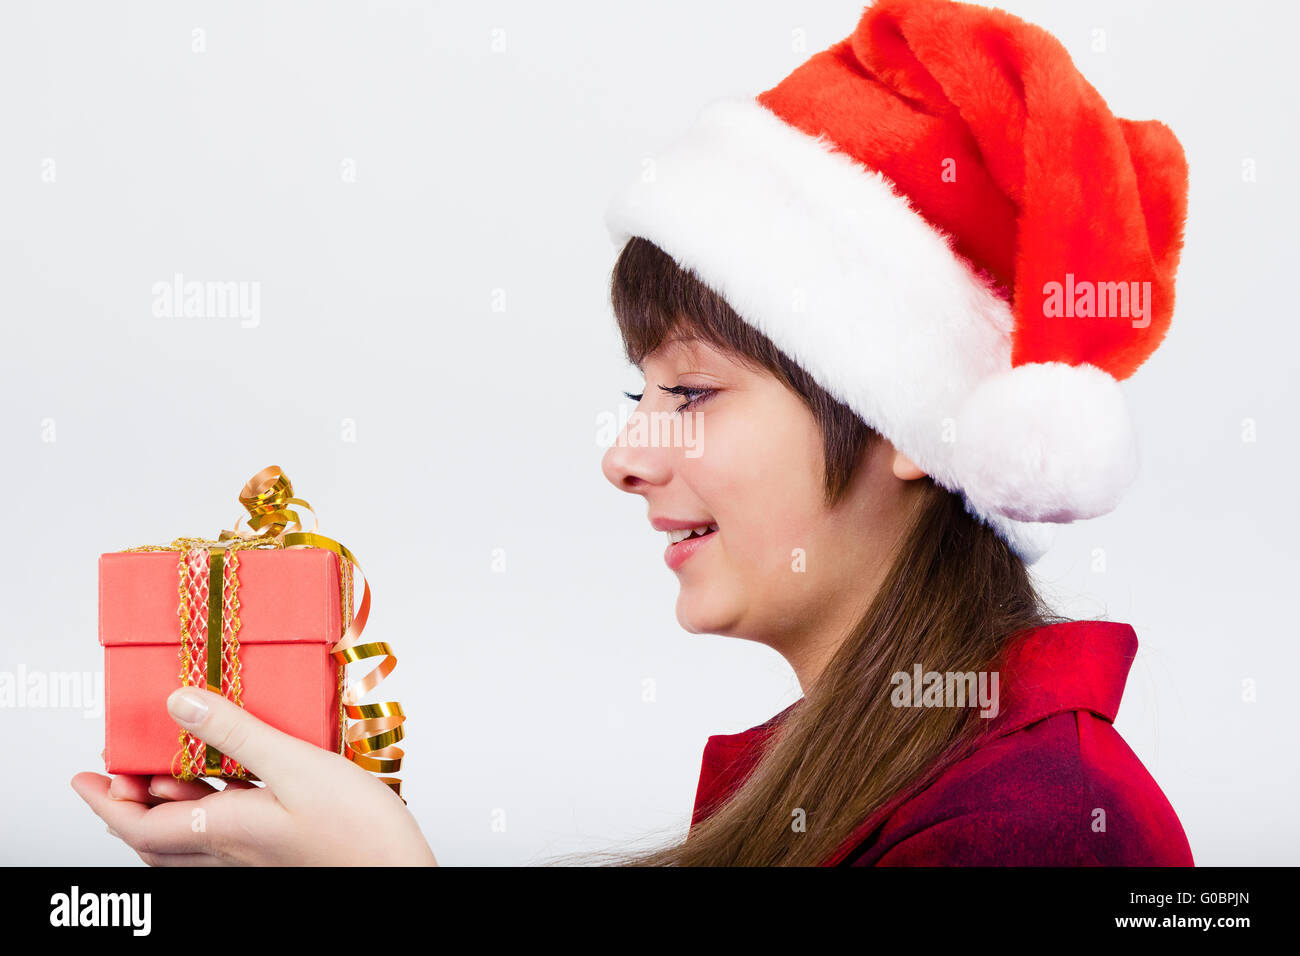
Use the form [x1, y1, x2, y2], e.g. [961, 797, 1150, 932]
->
[72, 0, 1194, 866]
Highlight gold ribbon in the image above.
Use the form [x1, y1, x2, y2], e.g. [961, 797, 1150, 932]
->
[215, 466, 406, 798]
[204, 547, 227, 776]
[136, 534, 257, 782]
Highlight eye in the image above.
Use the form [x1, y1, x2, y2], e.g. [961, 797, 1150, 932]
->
[658, 384, 715, 413]
[622, 385, 716, 411]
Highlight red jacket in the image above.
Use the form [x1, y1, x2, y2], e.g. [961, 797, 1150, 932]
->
[689, 620, 1195, 866]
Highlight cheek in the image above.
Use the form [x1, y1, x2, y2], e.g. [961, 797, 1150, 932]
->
[687, 408, 826, 575]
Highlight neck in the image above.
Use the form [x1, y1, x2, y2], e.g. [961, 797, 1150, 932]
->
[780, 508, 915, 692]
[783, 631, 847, 695]
[778, 566, 890, 695]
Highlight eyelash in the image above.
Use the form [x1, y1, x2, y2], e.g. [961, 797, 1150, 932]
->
[623, 384, 716, 413]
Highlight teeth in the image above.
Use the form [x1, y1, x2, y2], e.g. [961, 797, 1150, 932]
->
[666, 524, 717, 544]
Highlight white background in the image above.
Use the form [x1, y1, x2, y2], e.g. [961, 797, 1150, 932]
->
[1, 0, 1296, 865]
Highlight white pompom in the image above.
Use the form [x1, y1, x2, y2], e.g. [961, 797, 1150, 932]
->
[952, 362, 1139, 523]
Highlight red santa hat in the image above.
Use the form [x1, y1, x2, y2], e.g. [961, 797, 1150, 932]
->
[604, 0, 1188, 562]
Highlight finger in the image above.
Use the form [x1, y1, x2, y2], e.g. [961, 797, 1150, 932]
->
[145, 775, 222, 802]
[109, 774, 168, 805]
[72, 772, 217, 855]
[166, 687, 322, 805]
[148, 775, 260, 802]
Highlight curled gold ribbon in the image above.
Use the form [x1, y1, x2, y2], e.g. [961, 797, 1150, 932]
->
[219, 466, 406, 799]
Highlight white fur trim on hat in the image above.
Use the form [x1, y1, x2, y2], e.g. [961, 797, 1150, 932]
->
[953, 362, 1139, 523]
[604, 96, 1103, 563]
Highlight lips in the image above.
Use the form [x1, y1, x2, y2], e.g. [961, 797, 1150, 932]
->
[662, 524, 717, 571]
[648, 516, 719, 570]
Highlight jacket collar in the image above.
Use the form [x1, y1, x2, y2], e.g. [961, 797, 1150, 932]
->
[986, 619, 1137, 736]
[690, 620, 1139, 831]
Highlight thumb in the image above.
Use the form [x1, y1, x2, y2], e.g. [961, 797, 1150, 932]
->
[167, 686, 320, 802]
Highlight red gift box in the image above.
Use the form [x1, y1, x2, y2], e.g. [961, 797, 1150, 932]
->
[98, 546, 350, 776]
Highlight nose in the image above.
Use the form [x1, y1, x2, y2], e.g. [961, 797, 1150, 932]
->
[602, 419, 672, 495]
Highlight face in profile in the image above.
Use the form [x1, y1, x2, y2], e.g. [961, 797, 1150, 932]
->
[601, 336, 920, 664]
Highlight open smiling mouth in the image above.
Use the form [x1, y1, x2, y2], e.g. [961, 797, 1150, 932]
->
[665, 523, 718, 544]
[663, 523, 718, 571]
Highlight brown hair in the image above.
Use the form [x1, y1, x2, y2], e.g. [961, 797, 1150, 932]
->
[557, 237, 1061, 866]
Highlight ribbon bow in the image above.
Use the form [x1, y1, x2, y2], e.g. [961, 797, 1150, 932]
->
[219, 466, 406, 798]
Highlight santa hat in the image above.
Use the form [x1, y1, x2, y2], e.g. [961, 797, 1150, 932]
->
[603, 0, 1188, 563]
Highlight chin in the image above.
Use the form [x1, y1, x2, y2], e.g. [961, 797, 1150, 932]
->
[675, 588, 743, 637]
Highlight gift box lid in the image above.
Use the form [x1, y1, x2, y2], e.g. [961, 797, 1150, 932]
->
[99, 547, 345, 648]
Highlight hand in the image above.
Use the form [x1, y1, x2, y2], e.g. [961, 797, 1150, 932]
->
[71, 686, 438, 866]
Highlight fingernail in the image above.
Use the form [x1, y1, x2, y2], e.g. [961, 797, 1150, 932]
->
[168, 688, 208, 727]
[106, 826, 120, 838]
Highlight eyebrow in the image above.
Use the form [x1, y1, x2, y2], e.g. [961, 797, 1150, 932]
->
[634, 336, 701, 373]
